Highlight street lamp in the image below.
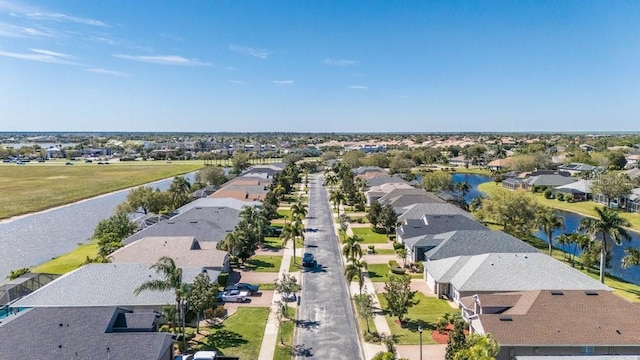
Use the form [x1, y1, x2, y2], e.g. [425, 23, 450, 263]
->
[418, 325, 423, 360]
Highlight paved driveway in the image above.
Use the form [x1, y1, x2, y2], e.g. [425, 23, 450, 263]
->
[294, 174, 363, 359]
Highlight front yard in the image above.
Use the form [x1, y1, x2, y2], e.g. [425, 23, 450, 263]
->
[351, 227, 390, 244]
[377, 292, 456, 345]
[367, 263, 422, 283]
[243, 255, 283, 272]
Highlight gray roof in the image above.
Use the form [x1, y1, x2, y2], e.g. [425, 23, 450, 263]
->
[428, 253, 611, 292]
[424, 230, 538, 260]
[0, 307, 173, 360]
[378, 188, 442, 206]
[558, 162, 595, 171]
[555, 179, 592, 194]
[124, 219, 229, 245]
[241, 163, 285, 176]
[354, 166, 385, 175]
[397, 203, 472, 222]
[11, 263, 205, 308]
[367, 175, 409, 187]
[172, 206, 241, 232]
[176, 197, 261, 212]
[398, 215, 486, 239]
[523, 174, 577, 187]
[403, 234, 442, 250]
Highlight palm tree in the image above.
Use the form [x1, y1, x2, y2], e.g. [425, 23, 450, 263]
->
[324, 172, 338, 188]
[220, 231, 242, 260]
[134, 256, 188, 346]
[345, 258, 369, 295]
[290, 199, 308, 222]
[535, 208, 565, 256]
[622, 248, 640, 269]
[168, 175, 191, 209]
[240, 206, 268, 246]
[455, 181, 471, 206]
[342, 236, 363, 260]
[281, 219, 305, 261]
[579, 207, 631, 283]
[329, 189, 346, 215]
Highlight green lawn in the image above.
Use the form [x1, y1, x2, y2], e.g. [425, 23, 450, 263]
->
[351, 228, 389, 244]
[371, 248, 397, 255]
[243, 255, 283, 273]
[366, 264, 422, 283]
[378, 292, 456, 345]
[195, 307, 269, 359]
[289, 256, 302, 272]
[273, 307, 296, 360]
[0, 162, 205, 219]
[32, 241, 98, 274]
[263, 236, 283, 249]
[277, 208, 292, 219]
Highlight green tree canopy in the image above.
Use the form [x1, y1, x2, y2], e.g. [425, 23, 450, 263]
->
[420, 171, 454, 192]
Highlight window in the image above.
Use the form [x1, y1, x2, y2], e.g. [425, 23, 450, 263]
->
[581, 346, 595, 354]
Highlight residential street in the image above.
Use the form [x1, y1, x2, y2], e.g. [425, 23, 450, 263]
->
[294, 174, 363, 359]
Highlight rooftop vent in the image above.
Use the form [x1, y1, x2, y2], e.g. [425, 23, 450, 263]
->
[550, 290, 564, 296]
[585, 291, 599, 296]
[190, 220, 198, 224]
[499, 316, 512, 322]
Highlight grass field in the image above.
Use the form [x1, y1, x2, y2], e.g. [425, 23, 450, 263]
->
[243, 255, 283, 273]
[378, 292, 455, 345]
[273, 307, 296, 360]
[0, 160, 205, 219]
[31, 241, 98, 274]
[351, 228, 389, 244]
[367, 264, 422, 283]
[196, 307, 269, 359]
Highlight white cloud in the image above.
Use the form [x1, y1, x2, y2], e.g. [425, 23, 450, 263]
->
[348, 85, 369, 90]
[272, 80, 294, 86]
[85, 68, 131, 77]
[0, 48, 76, 64]
[324, 58, 358, 66]
[229, 80, 246, 84]
[229, 45, 269, 59]
[113, 54, 211, 66]
[25, 12, 107, 27]
[22, 27, 56, 37]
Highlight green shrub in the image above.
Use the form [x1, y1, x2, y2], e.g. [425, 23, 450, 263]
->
[159, 324, 171, 333]
[435, 316, 449, 334]
[184, 328, 196, 341]
[393, 242, 404, 250]
[368, 245, 375, 254]
[566, 196, 573, 203]
[217, 272, 229, 287]
[388, 260, 399, 267]
[543, 189, 553, 199]
[390, 266, 406, 275]
[413, 262, 424, 272]
[556, 193, 564, 201]
[364, 331, 382, 342]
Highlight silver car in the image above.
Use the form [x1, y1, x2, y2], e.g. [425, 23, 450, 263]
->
[217, 289, 249, 303]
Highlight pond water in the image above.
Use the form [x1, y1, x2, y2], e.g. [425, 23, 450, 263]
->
[0, 173, 196, 281]
[451, 173, 640, 285]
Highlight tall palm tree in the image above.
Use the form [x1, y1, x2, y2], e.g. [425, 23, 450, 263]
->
[281, 219, 305, 261]
[134, 256, 187, 346]
[240, 206, 268, 246]
[622, 248, 640, 269]
[342, 235, 363, 260]
[329, 189, 346, 215]
[455, 181, 471, 206]
[290, 199, 308, 222]
[324, 173, 338, 189]
[220, 231, 242, 259]
[535, 208, 565, 256]
[579, 207, 631, 283]
[344, 258, 369, 295]
[168, 175, 191, 209]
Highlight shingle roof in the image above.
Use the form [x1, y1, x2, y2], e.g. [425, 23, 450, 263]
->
[124, 219, 229, 245]
[466, 290, 640, 346]
[367, 175, 410, 187]
[11, 263, 204, 308]
[431, 253, 610, 292]
[176, 197, 260, 212]
[424, 230, 538, 260]
[172, 206, 241, 232]
[110, 236, 229, 270]
[0, 307, 173, 360]
[378, 188, 442, 205]
[398, 215, 486, 239]
[523, 174, 576, 187]
[397, 203, 472, 222]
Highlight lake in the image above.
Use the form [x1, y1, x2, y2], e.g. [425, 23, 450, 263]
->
[452, 172, 640, 285]
[0, 173, 195, 280]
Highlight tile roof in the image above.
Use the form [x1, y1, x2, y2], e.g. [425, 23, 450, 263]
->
[0, 307, 173, 360]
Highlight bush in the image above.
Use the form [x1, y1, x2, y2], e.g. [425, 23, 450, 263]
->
[388, 260, 399, 267]
[436, 316, 449, 334]
[413, 262, 424, 272]
[556, 193, 564, 201]
[364, 331, 382, 342]
[184, 328, 196, 341]
[393, 242, 405, 250]
[390, 266, 406, 275]
[217, 272, 229, 287]
[566, 197, 573, 203]
[368, 245, 375, 254]
[159, 324, 171, 333]
[543, 189, 553, 199]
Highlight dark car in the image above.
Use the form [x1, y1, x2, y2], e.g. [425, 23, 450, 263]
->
[302, 253, 316, 267]
[224, 282, 260, 294]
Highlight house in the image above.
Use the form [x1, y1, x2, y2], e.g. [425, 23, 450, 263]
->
[365, 182, 414, 205]
[424, 252, 609, 302]
[396, 202, 472, 223]
[110, 236, 230, 273]
[594, 188, 640, 213]
[554, 179, 592, 201]
[366, 174, 410, 188]
[0, 306, 174, 360]
[501, 177, 521, 190]
[423, 230, 537, 261]
[558, 162, 595, 175]
[123, 219, 229, 245]
[11, 263, 211, 310]
[377, 188, 444, 212]
[460, 290, 640, 360]
[209, 176, 272, 201]
[522, 173, 576, 190]
[487, 158, 511, 171]
[171, 206, 241, 233]
[175, 197, 260, 213]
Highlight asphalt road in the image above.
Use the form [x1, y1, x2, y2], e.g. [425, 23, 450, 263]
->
[294, 174, 363, 359]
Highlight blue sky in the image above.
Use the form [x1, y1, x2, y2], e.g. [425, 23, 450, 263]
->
[0, 1, 638, 133]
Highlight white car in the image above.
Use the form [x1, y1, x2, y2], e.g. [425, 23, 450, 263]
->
[217, 289, 249, 303]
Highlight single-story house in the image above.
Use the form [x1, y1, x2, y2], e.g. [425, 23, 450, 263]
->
[0, 306, 174, 360]
[501, 177, 521, 190]
[377, 188, 444, 213]
[522, 174, 577, 190]
[123, 219, 228, 245]
[424, 252, 610, 302]
[110, 236, 230, 273]
[396, 202, 472, 223]
[594, 188, 640, 213]
[554, 179, 592, 201]
[11, 263, 216, 311]
[460, 290, 640, 360]
[487, 158, 512, 171]
[365, 182, 414, 205]
[558, 162, 595, 174]
[423, 230, 538, 261]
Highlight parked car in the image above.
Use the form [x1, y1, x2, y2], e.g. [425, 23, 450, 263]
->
[302, 253, 316, 267]
[65, 162, 73, 165]
[217, 289, 249, 303]
[224, 283, 260, 294]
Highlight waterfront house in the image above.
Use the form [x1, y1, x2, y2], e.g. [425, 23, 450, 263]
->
[0, 306, 173, 360]
[123, 219, 230, 245]
[460, 290, 640, 360]
[396, 202, 472, 223]
[554, 179, 592, 201]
